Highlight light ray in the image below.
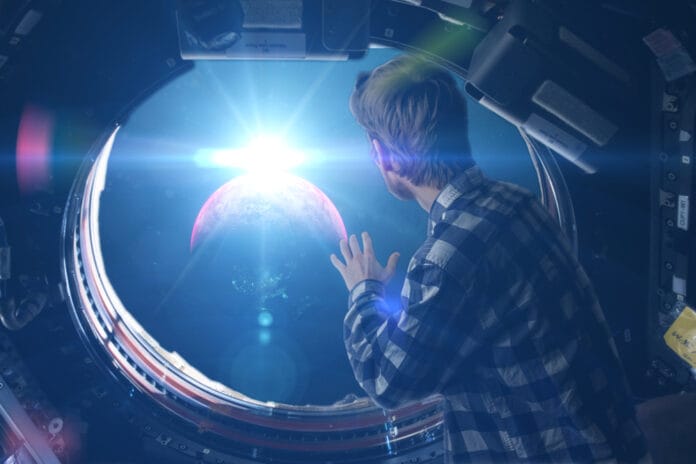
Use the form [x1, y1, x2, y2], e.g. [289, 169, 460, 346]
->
[279, 60, 343, 138]
[200, 61, 254, 137]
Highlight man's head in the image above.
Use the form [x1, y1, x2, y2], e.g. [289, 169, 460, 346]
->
[349, 55, 473, 192]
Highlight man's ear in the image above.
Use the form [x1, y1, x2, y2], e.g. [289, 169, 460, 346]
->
[371, 139, 394, 171]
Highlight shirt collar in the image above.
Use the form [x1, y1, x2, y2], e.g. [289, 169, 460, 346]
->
[428, 164, 484, 236]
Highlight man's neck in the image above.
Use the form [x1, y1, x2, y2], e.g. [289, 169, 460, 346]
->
[411, 184, 443, 214]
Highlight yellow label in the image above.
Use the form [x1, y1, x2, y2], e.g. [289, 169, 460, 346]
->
[664, 306, 696, 368]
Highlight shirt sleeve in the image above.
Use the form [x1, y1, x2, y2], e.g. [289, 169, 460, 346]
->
[343, 258, 491, 410]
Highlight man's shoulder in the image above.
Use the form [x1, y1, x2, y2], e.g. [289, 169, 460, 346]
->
[417, 180, 538, 279]
[437, 178, 536, 240]
[459, 177, 534, 215]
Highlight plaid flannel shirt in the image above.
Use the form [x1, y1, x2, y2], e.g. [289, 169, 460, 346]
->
[344, 165, 649, 463]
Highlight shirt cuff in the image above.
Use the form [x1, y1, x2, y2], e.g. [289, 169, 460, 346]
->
[348, 279, 385, 307]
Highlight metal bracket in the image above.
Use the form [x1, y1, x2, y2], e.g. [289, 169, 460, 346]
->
[0, 376, 60, 464]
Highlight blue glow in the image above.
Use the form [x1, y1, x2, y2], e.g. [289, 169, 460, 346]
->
[196, 135, 305, 172]
[258, 329, 272, 345]
[258, 310, 274, 328]
[383, 297, 403, 318]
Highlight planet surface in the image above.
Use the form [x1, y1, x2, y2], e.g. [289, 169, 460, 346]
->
[177, 172, 358, 404]
[191, 172, 347, 250]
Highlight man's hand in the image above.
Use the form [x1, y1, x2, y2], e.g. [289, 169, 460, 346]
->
[330, 232, 400, 291]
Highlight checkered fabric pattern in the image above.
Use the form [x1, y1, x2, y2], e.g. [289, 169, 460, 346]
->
[344, 165, 649, 463]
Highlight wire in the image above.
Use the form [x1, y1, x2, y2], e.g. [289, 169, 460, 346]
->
[519, 128, 579, 257]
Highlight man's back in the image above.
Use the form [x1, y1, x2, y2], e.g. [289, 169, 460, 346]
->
[344, 165, 648, 462]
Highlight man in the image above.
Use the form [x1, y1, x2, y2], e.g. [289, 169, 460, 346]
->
[329, 55, 649, 463]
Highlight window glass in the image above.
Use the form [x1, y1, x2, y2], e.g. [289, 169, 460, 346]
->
[99, 48, 538, 405]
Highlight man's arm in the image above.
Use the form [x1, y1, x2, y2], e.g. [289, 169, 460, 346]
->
[343, 258, 489, 410]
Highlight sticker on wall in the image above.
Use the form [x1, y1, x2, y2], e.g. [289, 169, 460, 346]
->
[664, 306, 696, 367]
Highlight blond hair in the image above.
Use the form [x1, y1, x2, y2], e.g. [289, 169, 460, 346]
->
[350, 55, 473, 188]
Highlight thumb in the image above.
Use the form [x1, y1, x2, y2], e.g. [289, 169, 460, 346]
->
[384, 252, 400, 280]
[330, 254, 346, 275]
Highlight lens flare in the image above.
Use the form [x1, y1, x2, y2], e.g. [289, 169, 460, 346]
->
[16, 105, 54, 195]
[196, 135, 305, 172]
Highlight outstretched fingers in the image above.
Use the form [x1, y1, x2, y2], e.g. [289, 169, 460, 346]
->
[349, 234, 362, 257]
[339, 238, 352, 262]
[332, 232, 401, 289]
[385, 251, 400, 281]
[361, 231, 374, 257]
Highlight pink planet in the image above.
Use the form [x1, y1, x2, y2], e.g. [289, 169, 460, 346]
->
[191, 172, 347, 251]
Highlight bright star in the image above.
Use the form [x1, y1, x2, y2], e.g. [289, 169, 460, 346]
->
[197, 135, 306, 172]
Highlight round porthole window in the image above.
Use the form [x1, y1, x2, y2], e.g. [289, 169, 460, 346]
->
[61, 48, 571, 462]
